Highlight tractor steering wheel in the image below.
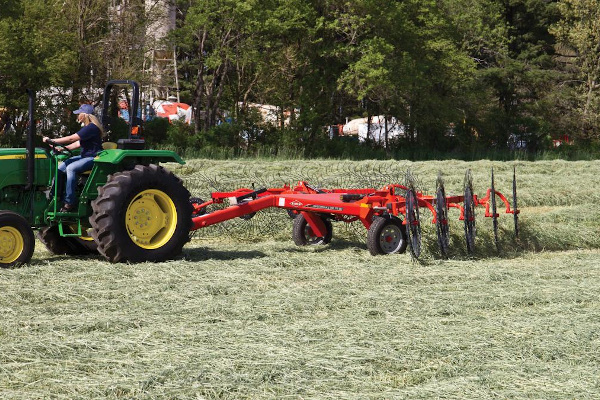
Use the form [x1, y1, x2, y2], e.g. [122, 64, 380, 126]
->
[46, 139, 72, 157]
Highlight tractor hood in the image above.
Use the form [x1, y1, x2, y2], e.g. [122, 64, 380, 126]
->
[93, 149, 185, 165]
[0, 147, 49, 159]
[0, 148, 52, 188]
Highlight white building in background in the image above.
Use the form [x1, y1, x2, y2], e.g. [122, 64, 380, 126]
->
[239, 103, 299, 127]
[343, 116, 405, 145]
[143, 0, 179, 102]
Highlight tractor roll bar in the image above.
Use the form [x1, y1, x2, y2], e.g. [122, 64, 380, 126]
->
[101, 79, 142, 140]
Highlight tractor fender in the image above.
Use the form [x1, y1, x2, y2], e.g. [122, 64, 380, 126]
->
[93, 149, 185, 166]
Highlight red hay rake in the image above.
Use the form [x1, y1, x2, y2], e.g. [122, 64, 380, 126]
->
[189, 168, 520, 258]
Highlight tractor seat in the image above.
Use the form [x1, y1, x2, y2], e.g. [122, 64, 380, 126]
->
[79, 143, 115, 177]
[102, 141, 117, 150]
[78, 143, 116, 177]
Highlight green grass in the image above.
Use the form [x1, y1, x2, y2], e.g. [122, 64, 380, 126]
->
[157, 143, 600, 162]
[1, 159, 600, 399]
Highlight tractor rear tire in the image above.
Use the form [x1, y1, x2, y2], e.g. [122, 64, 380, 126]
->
[89, 164, 192, 263]
[0, 211, 35, 268]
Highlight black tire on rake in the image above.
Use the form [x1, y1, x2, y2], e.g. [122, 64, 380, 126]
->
[237, 199, 257, 220]
[513, 166, 519, 238]
[292, 214, 333, 246]
[490, 168, 500, 252]
[405, 185, 422, 259]
[189, 197, 206, 240]
[366, 215, 408, 256]
[190, 197, 207, 217]
[463, 169, 476, 254]
[435, 173, 450, 258]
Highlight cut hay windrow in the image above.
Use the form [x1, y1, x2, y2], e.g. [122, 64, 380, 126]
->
[176, 159, 600, 258]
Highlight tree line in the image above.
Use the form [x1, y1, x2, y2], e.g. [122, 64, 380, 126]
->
[1, 0, 599, 158]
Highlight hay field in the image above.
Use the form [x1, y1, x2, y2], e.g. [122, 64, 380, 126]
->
[1, 159, 600, 399]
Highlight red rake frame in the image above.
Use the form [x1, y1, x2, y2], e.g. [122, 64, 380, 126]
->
[189, 169, 519, 258]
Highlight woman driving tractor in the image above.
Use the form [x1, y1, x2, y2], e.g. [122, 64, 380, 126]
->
[43, 103, 104, 212]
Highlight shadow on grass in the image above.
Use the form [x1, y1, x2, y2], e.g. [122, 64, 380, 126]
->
[26, 219, 592, 268]
[329, 239, 368, 251]
[24, 248, 267, 267]
[183, 247, 267, 261]
[27, 253, 100, 268]
[269, 238, 367, 255]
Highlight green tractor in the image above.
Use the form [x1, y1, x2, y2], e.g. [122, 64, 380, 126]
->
[0, 80, 192, 267]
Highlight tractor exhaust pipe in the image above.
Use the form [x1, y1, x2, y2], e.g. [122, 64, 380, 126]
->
[25, 89, 36, 191]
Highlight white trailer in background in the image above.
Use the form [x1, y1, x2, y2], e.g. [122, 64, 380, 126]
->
[342, 116, 405, 145]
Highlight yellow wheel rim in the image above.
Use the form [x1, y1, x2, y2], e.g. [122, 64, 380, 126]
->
[0, 226, 24, 264]
[125, 189, 178, 250]
[68, 224, 94, 241]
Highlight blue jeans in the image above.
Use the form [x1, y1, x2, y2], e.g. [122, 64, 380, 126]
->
[58, 156, 95, 205]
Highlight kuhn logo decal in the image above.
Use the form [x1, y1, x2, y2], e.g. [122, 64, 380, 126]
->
[289, 200, 303, 207]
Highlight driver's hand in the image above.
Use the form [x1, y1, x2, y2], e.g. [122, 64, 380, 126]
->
[43, 136, 49, 143]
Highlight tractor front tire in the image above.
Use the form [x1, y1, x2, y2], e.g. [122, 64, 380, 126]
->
[0, 211, 35, 267]
[89, 164, 192, 263]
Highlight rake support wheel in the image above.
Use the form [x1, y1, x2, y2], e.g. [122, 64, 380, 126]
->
[367, 215, 407, 256]
[292, 214, 332, 246]
[435, 174, 450, 258]
[90, 164, 193, 263]
[190, 197, 207, 217]
[238, 209, 256, 221]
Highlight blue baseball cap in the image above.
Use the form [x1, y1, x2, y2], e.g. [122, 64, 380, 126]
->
[73, 104, 95, 115]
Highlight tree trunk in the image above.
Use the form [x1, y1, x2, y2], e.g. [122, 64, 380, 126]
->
[384, 116, 390, 156]
[581, 72, 599, 139]
[193, 30, 207, 134]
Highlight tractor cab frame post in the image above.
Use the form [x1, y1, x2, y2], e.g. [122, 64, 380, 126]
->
[101, 80, 144, 148]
